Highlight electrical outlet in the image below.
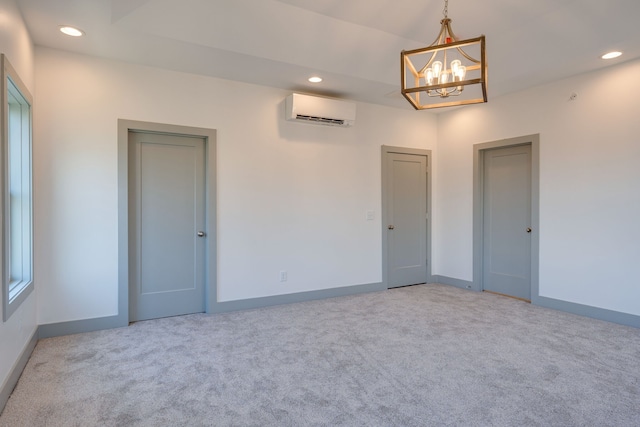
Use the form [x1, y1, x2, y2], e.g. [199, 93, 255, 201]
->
[280, 270, 288, 282]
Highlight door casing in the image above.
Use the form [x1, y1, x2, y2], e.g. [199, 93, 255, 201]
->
[118, 120, 217, 324]
[473, 134, 539, 301]
[381, 145, 432, 289]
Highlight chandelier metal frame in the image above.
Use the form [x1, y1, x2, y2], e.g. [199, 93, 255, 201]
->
[401, 0, 487, 110]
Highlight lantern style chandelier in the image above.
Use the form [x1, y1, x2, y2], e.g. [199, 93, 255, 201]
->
[401, 0, 487, 110]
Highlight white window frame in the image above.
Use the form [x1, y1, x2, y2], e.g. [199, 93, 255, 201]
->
[2, 54, 33, 321]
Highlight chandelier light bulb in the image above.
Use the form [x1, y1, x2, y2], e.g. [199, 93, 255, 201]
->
[456, 65, 466, 91]
[425, 68, 434, 85]
[432, 61, 443, 79]
[451, 60, 461, 76]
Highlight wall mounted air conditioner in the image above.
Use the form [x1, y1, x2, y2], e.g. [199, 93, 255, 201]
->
[285, 93, 356, 127]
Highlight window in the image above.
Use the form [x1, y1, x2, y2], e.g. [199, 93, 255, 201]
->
[2, 54, 33, 321]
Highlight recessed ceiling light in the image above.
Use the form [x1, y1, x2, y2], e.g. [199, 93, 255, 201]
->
[59, 26, 84, 37]
[308, 76, 323, 83]
[601, 51, 622, 60]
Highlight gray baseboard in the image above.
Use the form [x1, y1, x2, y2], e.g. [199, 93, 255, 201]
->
[38, 314, 128, 339]
[0, 327, 38, 414]
[533, 295, 640, 328]
[433, 276, 640, 328]
[211, 282, 386, 314]
[36, 282, 386, 339]
[431, 275, 474, 290]
[26, 280, 640, 343]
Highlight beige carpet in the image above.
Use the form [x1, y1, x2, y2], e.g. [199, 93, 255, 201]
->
[1, 283, 639, 426]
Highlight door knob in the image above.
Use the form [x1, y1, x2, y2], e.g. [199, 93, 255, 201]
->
[526, 228, 532, 233]
[388, 225, 395, 230]
[197, 231, 206, 237]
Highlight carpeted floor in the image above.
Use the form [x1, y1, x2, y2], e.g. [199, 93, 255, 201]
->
[1, 283, 639, 426]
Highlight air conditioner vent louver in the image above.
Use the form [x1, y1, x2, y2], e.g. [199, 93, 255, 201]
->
[285, 93, 356, 127]
[295, 115, 345, 126]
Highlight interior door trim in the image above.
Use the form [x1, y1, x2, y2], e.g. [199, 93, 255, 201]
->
[118, 120, 217, 325]
[381, 145, 432, 289]
[472, 134, 540, 302]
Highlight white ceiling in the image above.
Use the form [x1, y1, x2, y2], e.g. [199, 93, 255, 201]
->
[16, 0, 640, 110]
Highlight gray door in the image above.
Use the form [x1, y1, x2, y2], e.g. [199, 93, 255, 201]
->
[129, 131, 206, 321]
[482, 144, 532, 300]
[386, 153, 428, 288]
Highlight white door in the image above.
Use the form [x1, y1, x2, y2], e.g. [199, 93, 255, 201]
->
[386, 153, 428, 288]
[129, 131, 206, 321]
[482, 144, 532, 300]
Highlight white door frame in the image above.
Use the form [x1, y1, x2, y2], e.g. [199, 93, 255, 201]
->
[472, 134, 540, 301]
[118, 120, 217, 324]
[381, 145, 432, 289]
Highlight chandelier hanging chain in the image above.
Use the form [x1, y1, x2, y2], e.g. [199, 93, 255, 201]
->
[443, 0, 448, 19]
